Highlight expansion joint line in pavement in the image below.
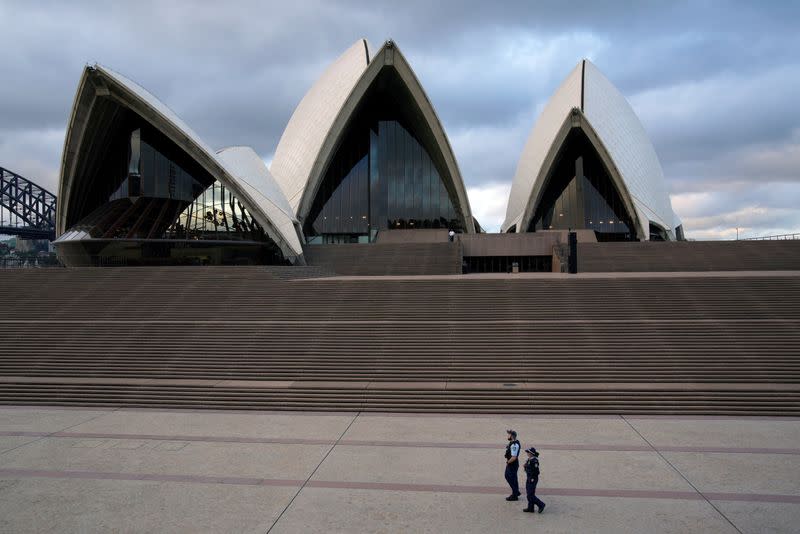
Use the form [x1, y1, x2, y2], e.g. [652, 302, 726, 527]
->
[620, 415, 743, 534]
[0, 407, 119, 459]
[265, 411, 361, 534]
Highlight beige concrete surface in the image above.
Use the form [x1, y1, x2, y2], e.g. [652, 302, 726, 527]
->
[71, 410, 355, 440]
[0, 436, 39, 454]
[314, 445, 693, 491]
[627, 418, 800, 449]
[1, 407, 799, 533]
[269, 488, 737, 534]
[0, 477, 294, 534]
[666, 452, 800, 495]
[0, 438, 329, 480]
[0, 407, 111, 433]
[713, 501, 800, 534]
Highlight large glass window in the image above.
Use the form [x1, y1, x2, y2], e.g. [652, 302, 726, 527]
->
[164, 181, 270, 242]
[306, 120, 462, 243]
[529, 129, 636, 241]
[301, 60, 465, 244]
[111, 129, 207, 203]
[649, 222, 668, 241]
[68, 126, 273, 244]
[61, 120, 288, 265]
[69, 179, 271, 244]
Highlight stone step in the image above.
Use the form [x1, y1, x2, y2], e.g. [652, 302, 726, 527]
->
[1, 267, 798, 414]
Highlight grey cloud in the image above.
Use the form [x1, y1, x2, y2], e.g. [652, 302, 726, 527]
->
[0, 127, 63, 192]
[1, 0, 798, 239]
[671, 181, 800, 239]
[633, 64, 800, 163]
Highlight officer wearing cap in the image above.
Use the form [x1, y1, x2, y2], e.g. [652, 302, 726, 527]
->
[523, 447, 546, 513]
[504, 429, 521, 501]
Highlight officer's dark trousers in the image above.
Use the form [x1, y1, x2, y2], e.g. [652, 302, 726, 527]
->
[526, 477, 545, 509]
[504, 462, 520, 496]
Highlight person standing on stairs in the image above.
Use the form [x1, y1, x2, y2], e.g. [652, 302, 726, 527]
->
[504, 429, 521, 500]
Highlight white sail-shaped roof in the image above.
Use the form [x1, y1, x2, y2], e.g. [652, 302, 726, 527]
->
[58, 64, 303, 261]
[270, 39, 371, 211]
[503, 60, 679, 239]
[271, 39, 475, 233]
[503, 63, 583, 233]
[216, 146, 303, 256]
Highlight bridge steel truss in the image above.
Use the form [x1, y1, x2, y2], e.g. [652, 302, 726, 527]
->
[0, 166, 57, 240]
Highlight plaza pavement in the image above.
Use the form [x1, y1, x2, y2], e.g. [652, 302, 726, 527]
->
[0, 406, 799, 533]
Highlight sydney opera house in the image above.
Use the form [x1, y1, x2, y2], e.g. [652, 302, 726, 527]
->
[55, 65, 303, 266]
[53, 39, 682, 267]
[502, 59, 683, 242]
[9, 37, 800, 422]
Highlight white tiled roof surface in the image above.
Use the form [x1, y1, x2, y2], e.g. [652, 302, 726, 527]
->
[98, 65, 218, 161]
[582, 61, 675, 230]
[217, 146, 302, 256]
[270, 39, 370, 211]
[503, 60, 678, 236]
[503, 63, 581, 231]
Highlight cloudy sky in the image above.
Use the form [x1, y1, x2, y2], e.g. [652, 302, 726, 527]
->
[1, 0, 798, 238]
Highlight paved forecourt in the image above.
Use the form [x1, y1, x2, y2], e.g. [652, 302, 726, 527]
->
[1, 407, 799, 533]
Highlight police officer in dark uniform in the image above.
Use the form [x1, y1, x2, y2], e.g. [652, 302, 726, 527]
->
[504, 429, 521, 500]
[523, 447, 546, 513]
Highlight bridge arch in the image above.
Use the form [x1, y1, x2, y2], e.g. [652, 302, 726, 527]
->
[0, 166, 56, 240]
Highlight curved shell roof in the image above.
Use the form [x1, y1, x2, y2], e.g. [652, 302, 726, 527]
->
[216, 146, 302, 256]
[271, 39, 474, 233]
[58, 64, 303, 260]
[270, 39, 370, 211]
[503, 60, 678, 239]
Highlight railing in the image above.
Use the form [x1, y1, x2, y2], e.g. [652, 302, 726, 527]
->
[743, 233, 800, 241]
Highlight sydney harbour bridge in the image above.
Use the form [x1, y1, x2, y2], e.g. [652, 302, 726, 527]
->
[0, 166, 56, 240]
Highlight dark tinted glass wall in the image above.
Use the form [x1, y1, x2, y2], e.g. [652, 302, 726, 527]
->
[529, 129, 636, 241]
[67, 127, 273, 245]
[66, 103, 216, 229]
[306, 120, 461, 243]
[61, 115, 289, 264]
[110, 129, 206, 203]
[463, 256, 552, 274]
[304, 64, 465, 244]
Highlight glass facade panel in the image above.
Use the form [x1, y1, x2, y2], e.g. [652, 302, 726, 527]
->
[165, 180, 272, 242]
[306, 120, 463, 242]
[529, 129, 636, 241]
[463, 256, 552, 274]
[404, 129, 413, 213]
[62, 124, 287, 264]
[649, 222, 668, 241]
[110, 130, 205, 204]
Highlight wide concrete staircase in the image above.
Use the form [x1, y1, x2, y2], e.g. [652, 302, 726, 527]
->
[303, 242, 461, 276]
[0, 267, 798, 414]
[578, 240, 800, 272]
